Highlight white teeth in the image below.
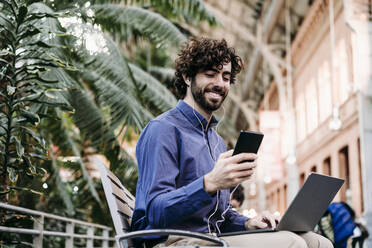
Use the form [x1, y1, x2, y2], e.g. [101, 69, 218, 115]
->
[208, 92, 221, 97]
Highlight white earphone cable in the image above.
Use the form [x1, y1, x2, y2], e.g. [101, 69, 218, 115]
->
[215, 184, 240, 233]
[191, 101, 233, 234]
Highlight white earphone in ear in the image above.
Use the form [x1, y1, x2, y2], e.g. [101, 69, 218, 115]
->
[186, 79, 191, 87]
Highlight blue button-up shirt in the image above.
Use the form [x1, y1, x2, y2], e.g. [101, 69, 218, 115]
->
[131, 100, 248, 244]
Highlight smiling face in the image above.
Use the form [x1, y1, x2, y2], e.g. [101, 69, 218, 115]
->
[188, 62, 231, 115]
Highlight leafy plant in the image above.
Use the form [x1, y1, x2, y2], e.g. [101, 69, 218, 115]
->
[0, 0, 72, 201]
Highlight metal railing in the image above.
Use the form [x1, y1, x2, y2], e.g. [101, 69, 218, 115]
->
[0, 203, 116, 248]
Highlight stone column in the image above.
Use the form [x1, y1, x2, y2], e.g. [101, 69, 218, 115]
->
[344, 0, 372, 246]
[285, 0, 299, 204]
[357, 23, 372, 248]
[348, 137, 363, 215]
[358, 92, 372, 247]
[285, 112, 299, 204]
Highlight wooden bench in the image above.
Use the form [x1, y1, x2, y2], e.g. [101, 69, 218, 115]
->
[96, 159, 227, 248]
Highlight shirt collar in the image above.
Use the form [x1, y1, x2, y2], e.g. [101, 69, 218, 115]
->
[176, 100, 218, 130]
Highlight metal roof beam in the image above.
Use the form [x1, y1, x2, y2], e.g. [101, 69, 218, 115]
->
[229, 0, 285, 126]
[203, 3, 286, 68]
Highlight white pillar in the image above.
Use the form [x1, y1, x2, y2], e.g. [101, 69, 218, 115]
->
[33, 216, 44, 248]
[344, 0, 372, 245]
[285, 0, 299, 203]
[86, 227, 94, 248]
[102, 229, 109, 248]
[65, 222, 74, 248]
[358, 92, 372, 248]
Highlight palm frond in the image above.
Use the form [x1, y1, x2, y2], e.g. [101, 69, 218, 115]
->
[57, 109, 103, 207]
[148, 66, 175, 81]
[78, 30, 154, 129]
[84, 0, 217, 26]
[50, 148, 75, 216]
[129, 63, 177, 113]
[56, 18, 154, 130]
[141, 0, 218, 26]
[91, 71, 153, 129]
[91, 4, 187, 47]
[148, 65, 175, 90]
[63, 90, 139, 193]
[67, 89, 117, 147]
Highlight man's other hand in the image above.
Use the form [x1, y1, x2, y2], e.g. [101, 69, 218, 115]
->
[203, 149, 257, 194]
[244, 211, 280, 230]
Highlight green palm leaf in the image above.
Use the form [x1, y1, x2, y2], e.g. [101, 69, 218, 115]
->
[57, 109, 103, 207]
[67, 89, 117, 147]
[76, 30, 154, 129]
[91, 71, 153, 129]
[84, 0, 217, 26]
[148, 65, 175, 81]
[141, 0, 217, 26]
[129, 63, 177, 113]
[50, 148, 75, 216]
[55, 19, 154, 130]
[91, 4, 187, 47]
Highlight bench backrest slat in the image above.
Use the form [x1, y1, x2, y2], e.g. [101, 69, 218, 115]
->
[113, 192, 133, 229]
[96, 159, 135, 238]
[110, 178, 135, 209]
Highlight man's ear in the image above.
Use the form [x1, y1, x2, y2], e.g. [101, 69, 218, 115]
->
[182, 74, 190, 87]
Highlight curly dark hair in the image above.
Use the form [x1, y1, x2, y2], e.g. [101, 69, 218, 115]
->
[174, 37, 243, 99]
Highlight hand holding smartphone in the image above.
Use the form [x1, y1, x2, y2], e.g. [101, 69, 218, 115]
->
[233, 130, 264, 162]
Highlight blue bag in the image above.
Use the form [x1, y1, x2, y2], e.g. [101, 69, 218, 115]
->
[328, 202, 356, 248]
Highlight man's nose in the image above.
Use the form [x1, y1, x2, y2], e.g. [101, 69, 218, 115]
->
[215, 75, 225, 87]
[212, 78, 227, 93]
[214, 75, 229, 90]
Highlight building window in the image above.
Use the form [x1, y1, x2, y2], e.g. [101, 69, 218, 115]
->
[277, 188, 281, 213]
[323, 157, 331, 176]
[339, 146, 350, 203]
[306, 79, 318, 133]
[336, 39, 350, 105]
[296, 92, 306, 142]
[284, 184, 287, 209]
[300, 172, 305, 186]
[317, 61, 332, 123]
[311, 165, 317, 173]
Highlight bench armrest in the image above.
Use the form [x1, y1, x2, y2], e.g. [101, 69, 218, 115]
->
[116, 229, 228, 247]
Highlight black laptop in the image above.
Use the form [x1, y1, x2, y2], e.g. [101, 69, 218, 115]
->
[218, 173, 344, 237]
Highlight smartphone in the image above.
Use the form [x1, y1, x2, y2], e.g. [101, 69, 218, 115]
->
[233, 131, 264, 161]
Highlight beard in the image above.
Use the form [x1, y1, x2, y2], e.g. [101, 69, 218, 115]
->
[190, 78, 228, 112]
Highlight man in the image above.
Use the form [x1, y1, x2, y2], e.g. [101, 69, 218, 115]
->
[230, 185, 245, 209]
[131, 37, 332, 248]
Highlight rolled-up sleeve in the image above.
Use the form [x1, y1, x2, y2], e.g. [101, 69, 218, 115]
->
[220, 209, 249, 232]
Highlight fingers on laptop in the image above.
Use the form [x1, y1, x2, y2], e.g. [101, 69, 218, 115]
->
[246, 214, 271, 229]
[245, 211, 280, 230]
[245, 217, 268, 229]
[261, 211, 277, 228]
